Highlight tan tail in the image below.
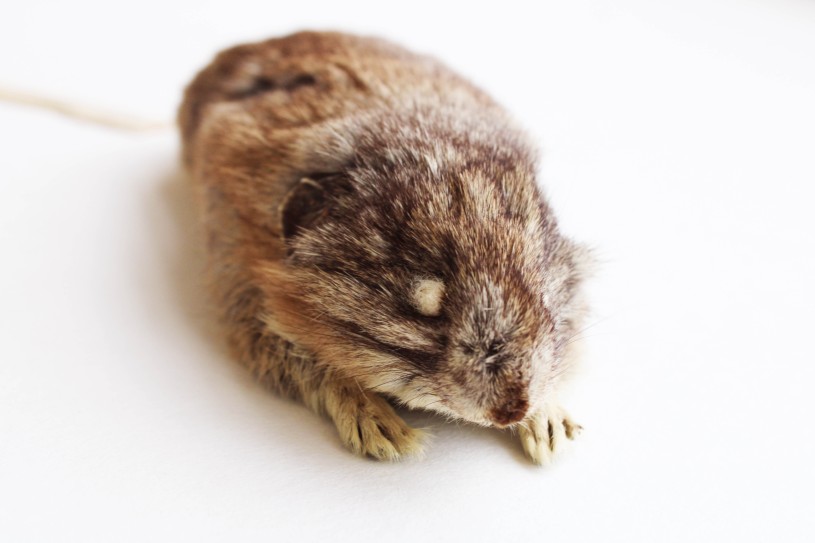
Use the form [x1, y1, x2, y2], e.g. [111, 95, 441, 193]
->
[0, 85, 172, 132]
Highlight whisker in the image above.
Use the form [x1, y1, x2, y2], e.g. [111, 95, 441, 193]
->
[368, 374, 413, 392]
[421, 399, 444, 410]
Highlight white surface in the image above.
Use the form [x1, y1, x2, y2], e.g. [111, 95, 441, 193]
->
[2, 1, 814, 541]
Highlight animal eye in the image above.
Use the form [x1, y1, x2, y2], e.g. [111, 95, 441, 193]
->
[411, 278, 445, 317]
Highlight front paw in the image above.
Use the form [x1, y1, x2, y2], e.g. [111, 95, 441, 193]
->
[329, 387, 425, 461]
[517, 407, 582, 465]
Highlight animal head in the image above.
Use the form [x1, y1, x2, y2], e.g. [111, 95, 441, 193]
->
[258, 108, 590, 427]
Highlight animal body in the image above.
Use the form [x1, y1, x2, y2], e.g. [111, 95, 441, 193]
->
[178, 31, 589, 464]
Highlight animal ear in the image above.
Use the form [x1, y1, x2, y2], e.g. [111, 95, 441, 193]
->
[279, 177, 328, 241]
[279, 174, 351, 242]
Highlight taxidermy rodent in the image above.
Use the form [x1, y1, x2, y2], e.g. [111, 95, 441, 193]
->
[178, 31, 590, 464]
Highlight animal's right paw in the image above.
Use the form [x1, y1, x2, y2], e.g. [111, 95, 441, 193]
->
[329, 387, 425, 461]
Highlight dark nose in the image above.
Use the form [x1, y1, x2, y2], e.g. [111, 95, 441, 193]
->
[489, 396, 529, 427]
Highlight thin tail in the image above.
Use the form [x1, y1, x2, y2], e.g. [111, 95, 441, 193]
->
[0, 85, 172, 132]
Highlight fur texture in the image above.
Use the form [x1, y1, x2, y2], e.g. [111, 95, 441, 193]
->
[178, 31, 589, 464]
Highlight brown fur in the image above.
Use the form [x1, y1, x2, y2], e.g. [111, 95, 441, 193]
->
[178, 31, 589, 464]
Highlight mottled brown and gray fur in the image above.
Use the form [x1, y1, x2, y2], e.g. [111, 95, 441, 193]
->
[178, 31, 590, 464]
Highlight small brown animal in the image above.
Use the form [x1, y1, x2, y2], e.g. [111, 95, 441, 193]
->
[178, 31, 590, 464]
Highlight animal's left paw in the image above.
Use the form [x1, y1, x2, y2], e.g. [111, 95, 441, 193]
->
[517, 406, 582, 465]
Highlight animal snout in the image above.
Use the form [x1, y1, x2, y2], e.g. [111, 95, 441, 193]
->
[489, 396, 529, 427]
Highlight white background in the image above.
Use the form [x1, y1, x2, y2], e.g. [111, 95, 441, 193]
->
[2, 0, 814, 541]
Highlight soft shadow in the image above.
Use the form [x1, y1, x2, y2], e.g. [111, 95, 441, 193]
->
[157, 166, 223, 351]
[400, 408, 530, 464]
